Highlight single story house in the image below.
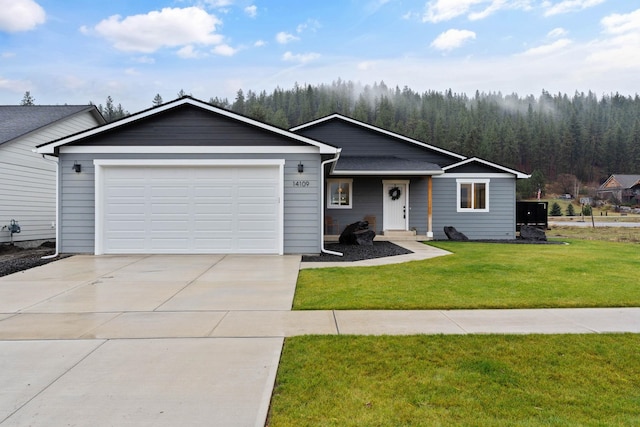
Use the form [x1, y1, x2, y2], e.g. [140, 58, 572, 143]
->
[0, 105, 105, 246]
[597, 174, 640, 204]
[36, 97, 529, 255]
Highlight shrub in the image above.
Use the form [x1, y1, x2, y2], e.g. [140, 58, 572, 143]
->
[566, 204, 576, 216]
[582, 205, 592, 216]
[550, 202, 563, 216]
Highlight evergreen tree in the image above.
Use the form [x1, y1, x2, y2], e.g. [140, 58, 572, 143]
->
[152, 94, 163, 106]
[566, 203, 576, 216]
[20, 91, 35, 105]
[550, 202, 563, 216]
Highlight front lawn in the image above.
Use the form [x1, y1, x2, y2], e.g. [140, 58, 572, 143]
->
[268, 334, 640, 426]
[294, 239, 640, 310]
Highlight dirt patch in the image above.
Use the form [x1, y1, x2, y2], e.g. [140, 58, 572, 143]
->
[0, 243, 64, 277]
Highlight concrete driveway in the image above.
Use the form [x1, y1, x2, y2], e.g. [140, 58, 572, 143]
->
[0, 254, 301, 427]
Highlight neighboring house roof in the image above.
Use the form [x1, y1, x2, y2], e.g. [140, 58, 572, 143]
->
[36, 97, 339, 155]
[598, 174, 640, 190]
[442, 157, 530, 179]
[290, 113, 466, 160]
[0, 105, 104, 145]
[331, 156, 443, 176]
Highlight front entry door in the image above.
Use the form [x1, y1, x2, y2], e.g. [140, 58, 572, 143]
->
[383, 180, 409, 230]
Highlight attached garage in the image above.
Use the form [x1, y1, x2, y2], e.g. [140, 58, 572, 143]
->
[95, 160, 284, 255]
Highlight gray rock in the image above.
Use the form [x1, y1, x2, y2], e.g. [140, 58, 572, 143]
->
[339, 221, 376, 245]
[519, 225, 547, 241]
[444, 226, 469, 241]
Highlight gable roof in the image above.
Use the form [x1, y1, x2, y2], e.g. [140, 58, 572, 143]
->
[442, 157, 530, 179]
[0, 105, 104, 145]
[598, 174, 640, 190]
[36, 97, 338, 155]
[290, 113, 466, 161]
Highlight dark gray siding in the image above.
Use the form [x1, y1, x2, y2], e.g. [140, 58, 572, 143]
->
[69, 106, 307, 147]
[59, 152, 321, 254]
[432, 176, 517, 240]
[324, 176, 429, 235]
[296, 120, 460, 166]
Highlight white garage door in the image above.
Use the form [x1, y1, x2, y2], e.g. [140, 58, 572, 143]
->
[99, 164, 281, 254]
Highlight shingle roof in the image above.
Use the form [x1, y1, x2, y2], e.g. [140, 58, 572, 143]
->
[332, 155, 443, 175]
[0, 105, 96, 145]
[599, 174, 640, 190]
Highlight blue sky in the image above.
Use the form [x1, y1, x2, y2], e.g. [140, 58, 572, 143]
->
[1, 0, 639, 112]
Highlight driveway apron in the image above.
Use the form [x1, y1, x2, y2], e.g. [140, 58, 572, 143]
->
[0, 254, 300, 427]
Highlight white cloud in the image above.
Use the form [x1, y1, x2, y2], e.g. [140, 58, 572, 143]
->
[134, 56, 156, 64]
[521, 38, 572, 55]
[244, 5, 257, 18]
[177, 45, 201, 58]
[358, 61, 377, 70]
[600, 8, 640, 35]
[212, 44, 237, 56]
[125, 68, 140, 76]
[548, 27, 568, 38]
[276, 31, 299, 44]
[254, 40, 267, 47]
[542, 0, 605, 17]
[282, 51, 320, 63]
[91, 7, 223, 53]
[422, 0, 532, 23]
[431, 29, 476, 51]
[297, 19, 321, 34]
[204, 0, 233, 7]
[0, 0, 45, 32]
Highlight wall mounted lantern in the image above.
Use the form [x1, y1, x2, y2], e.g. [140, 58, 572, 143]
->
[72, 162, 82, 173]
[297, 161, 304, 173]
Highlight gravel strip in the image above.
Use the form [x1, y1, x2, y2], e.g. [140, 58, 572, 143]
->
[302, 241, 413, 262]
[0, 244, 64, 278]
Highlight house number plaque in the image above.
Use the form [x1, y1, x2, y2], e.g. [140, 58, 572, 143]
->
[292, 180, 310, 187]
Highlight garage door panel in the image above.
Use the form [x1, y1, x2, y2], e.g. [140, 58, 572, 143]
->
[101, 165, 281, 254]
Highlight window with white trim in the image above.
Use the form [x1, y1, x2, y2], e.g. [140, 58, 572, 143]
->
[457, 179, 489, 212]
[327, 179, 353, 209]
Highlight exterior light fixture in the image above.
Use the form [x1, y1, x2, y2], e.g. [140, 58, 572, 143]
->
[297, 162, 304, 173]
[72, 162, 81, 173]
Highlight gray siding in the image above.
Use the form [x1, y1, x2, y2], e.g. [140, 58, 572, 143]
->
[432, 177, 517, 240]
[77, 106, 306, 147]
[324, 176, 429, 235]
[0, 112, 102, 244]
[58, 153, 321, 254]
[297, 120, 460, 166]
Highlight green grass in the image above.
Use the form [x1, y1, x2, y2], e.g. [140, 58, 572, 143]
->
[294, 239, 640, 310]
[268, 334, 640, 426]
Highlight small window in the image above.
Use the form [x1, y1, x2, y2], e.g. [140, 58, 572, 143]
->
[457, 179, 489, 212]
[327, 179, 352, 209]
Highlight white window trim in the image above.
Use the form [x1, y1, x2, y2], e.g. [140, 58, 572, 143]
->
[327, 178, 353, 209]
[456, 178, 490, 213]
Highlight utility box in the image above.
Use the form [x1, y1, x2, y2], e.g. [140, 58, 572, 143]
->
[516, 201, 548, 230]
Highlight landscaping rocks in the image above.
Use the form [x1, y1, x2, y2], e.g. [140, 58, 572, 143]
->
[339, 221, 376, 245]
[444, 226, 469, 241]
[519, 225, 547, 241]
[302, 241, 413, 262]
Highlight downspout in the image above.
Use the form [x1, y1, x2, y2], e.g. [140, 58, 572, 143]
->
[321, 149, 343, 256]
[40, 154, 60, 259]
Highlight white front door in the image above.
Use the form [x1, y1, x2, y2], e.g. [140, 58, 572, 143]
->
[383, 180, 409, 231]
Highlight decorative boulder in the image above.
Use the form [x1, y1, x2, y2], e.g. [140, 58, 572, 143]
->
[520, 225, 547, 241]
[444, 226, 469, 241]
[339, 221, 376, 245]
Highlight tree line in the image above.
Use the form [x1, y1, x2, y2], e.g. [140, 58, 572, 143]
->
[20, 80, 640, 189]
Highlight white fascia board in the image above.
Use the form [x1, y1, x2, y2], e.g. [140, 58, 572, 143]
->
[331, 170, 445, 176]
[443, 157, 530, 179]
[291, 114, 466, 160]
[434, 173, 516, 179]
[61, 145, 321, 154]
[94, 159, 285, 167]
[36, 97, 338, 155]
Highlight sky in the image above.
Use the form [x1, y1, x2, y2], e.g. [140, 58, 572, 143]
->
[0, 0, 639, 112]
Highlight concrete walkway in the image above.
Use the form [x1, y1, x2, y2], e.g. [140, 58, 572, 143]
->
[1, 248, 639, 426]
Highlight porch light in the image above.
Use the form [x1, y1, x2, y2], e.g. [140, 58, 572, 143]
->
[72, 162, 82, 173]
[297, 161, 304, 173]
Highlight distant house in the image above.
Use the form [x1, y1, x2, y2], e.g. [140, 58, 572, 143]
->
[35, 97, 529, 256]
[597, 174, 640, 204]
[0, 105, 105, 246]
